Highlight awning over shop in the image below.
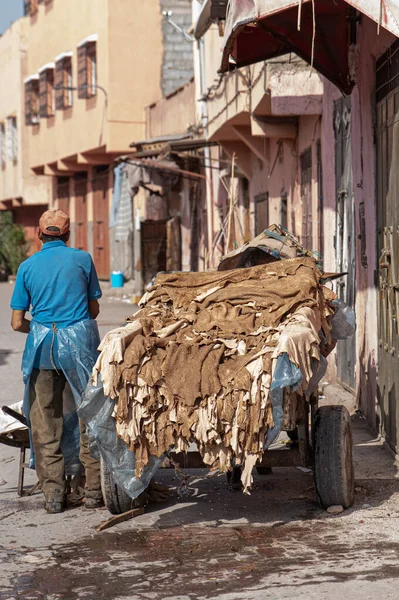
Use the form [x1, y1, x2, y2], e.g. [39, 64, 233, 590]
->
[220, 0, 399, 94]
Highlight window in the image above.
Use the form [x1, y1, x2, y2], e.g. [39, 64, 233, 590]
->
[6, 117, 18, 162]
[0, 123, 5, 168]
[24, 75, 40, 125]
[39, 64, 55, 118]
[77, 36, 97, 99]
[55, 53, 73, 110]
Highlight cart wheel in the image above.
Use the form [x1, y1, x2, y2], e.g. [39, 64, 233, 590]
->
[313, 405, 354, 509]
[226, 465, 242, 491]
[256, 466, 272, 475]
[100, 457, 134, 515]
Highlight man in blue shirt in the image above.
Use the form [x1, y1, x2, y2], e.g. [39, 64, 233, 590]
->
[10, 209, 103, 514]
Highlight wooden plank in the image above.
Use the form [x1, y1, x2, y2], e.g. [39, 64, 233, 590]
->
[95, 507, 145, 532]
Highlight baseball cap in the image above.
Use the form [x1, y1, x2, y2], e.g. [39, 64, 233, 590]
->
[39, 209, 70, 236]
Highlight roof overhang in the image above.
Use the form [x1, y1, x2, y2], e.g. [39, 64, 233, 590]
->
[129, 134, 218, 158]
[194, 0, 229, 39]
[220, 0, 399, 94]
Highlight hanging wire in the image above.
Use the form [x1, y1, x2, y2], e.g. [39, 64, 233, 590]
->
[297, 0, 303, 30]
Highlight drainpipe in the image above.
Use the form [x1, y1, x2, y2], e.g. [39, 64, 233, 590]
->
[192, 0, 214, 269]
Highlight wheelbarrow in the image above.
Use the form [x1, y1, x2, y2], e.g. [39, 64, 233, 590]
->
[100, 391, 355, 515]
[0, 405, 40, 497]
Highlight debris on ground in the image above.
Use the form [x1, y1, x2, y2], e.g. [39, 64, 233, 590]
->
[326, 505, 344, 514]
[95, 507, 145, 532]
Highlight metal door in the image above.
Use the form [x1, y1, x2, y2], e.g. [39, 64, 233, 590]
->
[301, 148, 312, 250]
[376, 39, 399, 450]
[141, 220, 167, 288]
[57, 177, 70, 215]
[92, 169, 110, 280]
[75, 176, 88, 252]
[334, 97, 356, 391]
[254, 193, 268, 235]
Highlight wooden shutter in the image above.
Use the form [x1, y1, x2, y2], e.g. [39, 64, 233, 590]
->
[55, 59, 64, 110]
[77, 46, 87, 99]
[64, 57, 72, 107]
[39, 70, 53, 118]
[86, 42, 97, 97]
[25, 81, 33, 125]
[39, 72, 47, 118]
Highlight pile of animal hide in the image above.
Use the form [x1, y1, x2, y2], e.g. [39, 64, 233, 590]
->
[93, 258, 337, 492]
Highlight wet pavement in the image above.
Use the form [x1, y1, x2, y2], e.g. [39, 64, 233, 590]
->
[2, 283, 399, 599]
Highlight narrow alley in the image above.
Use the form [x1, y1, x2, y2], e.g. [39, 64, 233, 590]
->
[1, 279, 399, 599]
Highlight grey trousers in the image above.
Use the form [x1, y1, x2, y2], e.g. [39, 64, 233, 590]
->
[29, 369, 101, 502]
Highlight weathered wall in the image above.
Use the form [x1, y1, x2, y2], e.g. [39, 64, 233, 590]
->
[160, 0, 194, 96]
[321, 18, 395, 423]
[146, 80, 195, 139]
[0, 18, 50, 219]
[24, 0, 164, 167]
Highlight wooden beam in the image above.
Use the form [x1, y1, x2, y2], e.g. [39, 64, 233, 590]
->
[58, 160, 88, 172]
[219, 141, 252, 180]
[78, 153, 114, 166]
[251, 116, 297, 139]
[232, 125, 269, 164]
[44, 165, 74, 177]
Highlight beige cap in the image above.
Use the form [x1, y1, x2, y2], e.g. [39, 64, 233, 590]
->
[39, 209, 70, 236]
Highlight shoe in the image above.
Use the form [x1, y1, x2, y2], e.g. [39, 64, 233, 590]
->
[45, 500, 64, 514]
[84, 490, 104, 509]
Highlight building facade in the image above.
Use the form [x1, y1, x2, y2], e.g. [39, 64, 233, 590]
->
[0, 17, 50, 255]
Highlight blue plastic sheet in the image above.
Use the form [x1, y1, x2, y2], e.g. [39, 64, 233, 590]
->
[265, 353, 302, 449]
[22, 319, 100, 474]
[79, 381, 164, 500]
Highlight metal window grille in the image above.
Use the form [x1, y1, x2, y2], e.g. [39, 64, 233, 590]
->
[25, 79, 40, 125]
[39, 68, 54, 118]
[78, 42, 97, 99]
[55, 57, 73, 110]
[6, 117, 18, 162]
[0, 123, 5, 168]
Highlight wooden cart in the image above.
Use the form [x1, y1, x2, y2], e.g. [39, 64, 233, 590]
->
[101, 392, 355, 515]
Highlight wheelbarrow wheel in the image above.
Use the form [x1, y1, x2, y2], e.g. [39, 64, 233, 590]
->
[100, 457, 133, 515]
[313, 405, 354, 510]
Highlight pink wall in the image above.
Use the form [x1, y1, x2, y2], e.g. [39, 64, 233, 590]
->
[321, 17, 395, 422]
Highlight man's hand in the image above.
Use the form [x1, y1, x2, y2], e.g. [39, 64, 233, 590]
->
[89, 300, 100, 320]
[11, 310, 31, 334]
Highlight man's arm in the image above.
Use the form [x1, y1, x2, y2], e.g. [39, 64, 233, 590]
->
[11, 310, 31, 334]
[88, 300, 100, 320]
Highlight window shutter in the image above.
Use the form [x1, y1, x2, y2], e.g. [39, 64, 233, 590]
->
[77, 45, 87, 99]
[31, 80, 39, 123]
[46, 69, 54, 116]
[39, 72, 47, 118]
[55, 59, 64, 110]
[25, 81, 33, 125]
[86, 42, 97, 97]
[64, 57, 72, 107]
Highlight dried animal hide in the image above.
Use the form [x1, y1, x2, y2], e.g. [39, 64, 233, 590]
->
[92, 258, 336, 493]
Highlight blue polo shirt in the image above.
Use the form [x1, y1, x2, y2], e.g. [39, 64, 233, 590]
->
[11, 241, 102, 369]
